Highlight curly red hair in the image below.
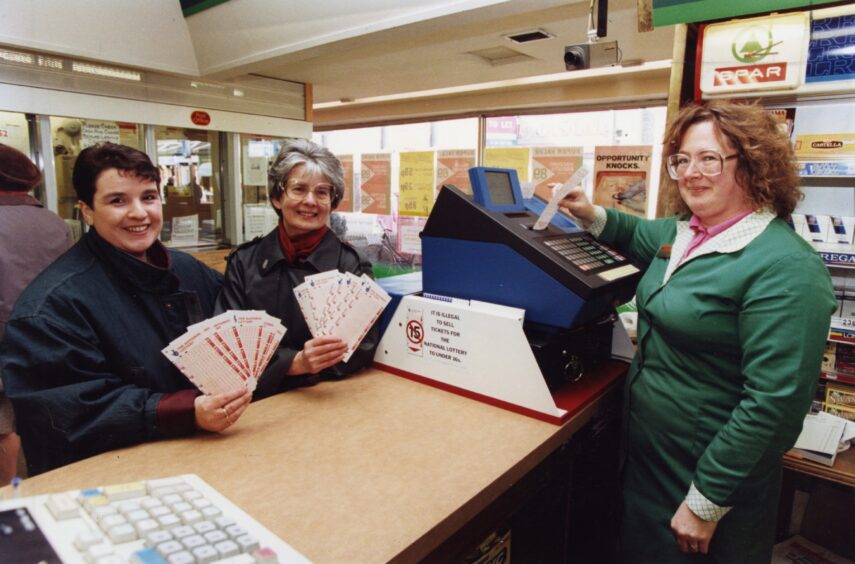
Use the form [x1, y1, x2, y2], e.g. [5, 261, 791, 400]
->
[660, 100, 801, 218]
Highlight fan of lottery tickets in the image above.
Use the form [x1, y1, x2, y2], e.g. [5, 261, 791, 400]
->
[294, 270, 391, 363]
[162, 310, 286, 395]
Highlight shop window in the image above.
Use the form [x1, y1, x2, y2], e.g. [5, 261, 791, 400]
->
[484, 108, 666, 219]
[50, 116, 145, 239]
[239, 134, 292, 241]
[154, 126, 221, 248]
[313, 118, 478, 278]
[0, 110, 31, 155]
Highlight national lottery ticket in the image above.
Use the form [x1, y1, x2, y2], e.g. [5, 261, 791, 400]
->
[294, 270, 391, 362]
[163, 310, 286, 395]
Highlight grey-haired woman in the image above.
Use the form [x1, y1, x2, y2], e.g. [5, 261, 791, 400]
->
[216, 139, 378, 397]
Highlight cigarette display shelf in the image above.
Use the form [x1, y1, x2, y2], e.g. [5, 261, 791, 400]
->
[812, 242, 855, 270]
[828, 318, 855, 345]
[819, 370, 855, 386]
[800, 175, 855, 189]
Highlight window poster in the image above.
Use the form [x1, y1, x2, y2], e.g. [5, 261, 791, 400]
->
[592, 146, 652, 218]
[82, 121, 120, 149]
[360, 153, 391, 215]
[171, 214, 199, 246]
[0, 114, 29, 154]
[398, 216, 427, 255]
[242, 146, 267, 187]
[484, 147, 530, 184]
[337, 154, 354, 213]
[531, 147, 584, 201]
[436, 149, 476, 195]
[399, 151, 435, 217]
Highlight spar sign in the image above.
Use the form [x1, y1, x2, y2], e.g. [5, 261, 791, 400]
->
[700, 12, 809, 95]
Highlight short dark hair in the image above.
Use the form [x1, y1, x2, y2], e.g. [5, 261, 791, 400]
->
[268, 139, 345, 217]
[72, 143, 160, 207]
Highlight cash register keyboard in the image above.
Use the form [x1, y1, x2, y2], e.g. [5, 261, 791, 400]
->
[543, 234, 627, 272]
[0, 474, 309, 563]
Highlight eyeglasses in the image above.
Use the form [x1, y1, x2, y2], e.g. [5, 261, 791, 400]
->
[666, 150, 738, 180]
[283, 182, 334, 204]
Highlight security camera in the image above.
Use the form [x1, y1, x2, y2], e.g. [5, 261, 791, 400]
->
[564, 40, 619, 71]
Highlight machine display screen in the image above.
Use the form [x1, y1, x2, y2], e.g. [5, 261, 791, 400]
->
[485, 170, 516, 206]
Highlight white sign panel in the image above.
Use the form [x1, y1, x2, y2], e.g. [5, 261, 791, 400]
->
[700, 12, 809, 95]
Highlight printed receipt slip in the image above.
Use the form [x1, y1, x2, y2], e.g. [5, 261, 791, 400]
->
[294, 270, 391, 363]
[163, 310, 286, 395]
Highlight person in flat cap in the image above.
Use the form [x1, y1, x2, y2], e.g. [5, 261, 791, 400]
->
[0, 143, 73, 484]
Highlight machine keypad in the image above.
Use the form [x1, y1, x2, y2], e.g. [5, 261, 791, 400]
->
[544, 235, 626, 272]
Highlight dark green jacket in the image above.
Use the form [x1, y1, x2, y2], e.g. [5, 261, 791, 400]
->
[599, 209, 835, 562]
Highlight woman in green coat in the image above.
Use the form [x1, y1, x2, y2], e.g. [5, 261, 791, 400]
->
[560, 101, 836, 562]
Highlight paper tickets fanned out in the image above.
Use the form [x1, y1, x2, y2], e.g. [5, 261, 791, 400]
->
[162, 310, 286, 395]
[294, 271, 391, 363]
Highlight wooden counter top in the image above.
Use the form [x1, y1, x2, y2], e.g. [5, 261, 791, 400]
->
[784, 446, 855, 488]
[5, 365, 625, 563]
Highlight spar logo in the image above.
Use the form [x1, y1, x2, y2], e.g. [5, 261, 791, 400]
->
[731, 25, 781, 64]
[713, 25, 787, 87]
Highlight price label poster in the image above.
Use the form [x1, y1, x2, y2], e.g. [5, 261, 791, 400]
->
[338, 154, 354, 213]
[593, 146, 652, 218]
[484, 147, 530, 183]
[398, 216, 427, 255]
[399, 151, 435, 217]
[360, 153, 391, 215]
[436, 149, 475, 195]
[531, 147, 583, 201]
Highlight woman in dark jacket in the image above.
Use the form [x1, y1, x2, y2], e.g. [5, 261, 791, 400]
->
[216, 139, 377, 398]
[1, 143, 251, 476]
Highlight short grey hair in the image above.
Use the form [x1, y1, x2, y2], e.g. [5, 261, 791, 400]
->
[268, 139, 344, 215]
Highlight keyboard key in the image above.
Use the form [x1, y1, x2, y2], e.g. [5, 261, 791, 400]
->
[92, 506, 119, 522]
[46, 493, 79, 520]
[193, 520, 217, 534]
[131, 548, 167, 564]
[166, 551, 195, 564]
[144, 530, 173, 548]
[213, 554, 255, 564]
[214, 539, 240, 558]
[225, 524, 246, 538]
[180, 509, 203, 525]
[104, 481, 146, 501]
[74, 530, 104, 551]
[85, 543, 115, 563]
[135, 519, 160, 537]
[204, 529, 228, 544]
[181, 534, 206, 550]
[191, 544, 219, 563]
[235, 534, 260, 552]
[253, 547, 279, 563]
[107, 523, 137, 543]
[155, 539, 184, 557]
[171, 525, 195, 539]
[157, 514, 182, 529]
[100, 514, 128, 531]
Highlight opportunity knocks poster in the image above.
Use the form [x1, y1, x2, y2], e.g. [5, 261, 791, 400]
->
[593, 146, 653, 218]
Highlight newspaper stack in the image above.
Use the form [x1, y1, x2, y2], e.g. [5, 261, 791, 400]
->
[163, 311, 286, 395]
[294, 270, 391, 362]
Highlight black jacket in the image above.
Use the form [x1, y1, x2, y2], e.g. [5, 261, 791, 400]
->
[0, 230, 222, 475]
[215, 228, 378, 397]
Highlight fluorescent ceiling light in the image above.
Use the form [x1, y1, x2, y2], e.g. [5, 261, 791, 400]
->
[314, 59, 672, 109]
